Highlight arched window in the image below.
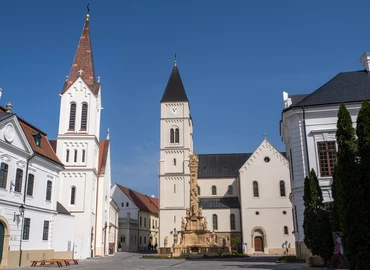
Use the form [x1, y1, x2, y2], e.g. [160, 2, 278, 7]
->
[253, 181, 259, 197]
[66, 150, 70, 162]
[69, 103, 76, 130]
[227, 185, 233, 195]
[74, 149, 78, 163]
[213, 214, 218, 230]
[174, 184, 176, 194]
[280, 180, 286, 197]
[173, 158, 176, 166]
[212, 185, 217, 195]
[175, 128, 179, 143]
[46, 180, 52, 201]
[230, 214, 235, 230]
[284, 226, 289, 235]
[70, 186, 76, 205]
[170, 129, 174, 143]
[197, 186, 200, 196]
[82, 149, 86, 163]
[81, 103, 88, 130]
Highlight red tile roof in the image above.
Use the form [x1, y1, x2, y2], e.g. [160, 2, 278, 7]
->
[98, 140, 109, 175]
[117, 184, 158, 214]
[0, 107, 62, 166]
[62, 15, 100, 95]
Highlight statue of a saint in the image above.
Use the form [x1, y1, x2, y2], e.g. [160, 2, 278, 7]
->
[203, 218, 208, 230]
[181, 217, 186, 231]
[186, 208, 190, 217]
[198, 208, 202, 217]
[164, 236, 168, 247]
[173, 229, 178, 245]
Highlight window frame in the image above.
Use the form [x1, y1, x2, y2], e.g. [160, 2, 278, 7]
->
[27, 174, 34, 196]
[230, 214, 235, 230]
[212, 214, 218, 230]
[211, 185, 217, 195]
[170, 129, 174, 143]
[69, 103, 76, 130]
[14, 168, 23, 193]
[317, 141, 337, 177]
[253, 181, 259, 197]
[280, 180, 286, 197]
[42, 220, 49, 240]
[284, 226, 289, 235]
[70, 186, 76, 205]
[80, 103, 88, 131]
[23, 218, 31, 240]
[227, 185, 233, 195]
[0, 163, 8, 189]
[46, 180, 52, 201]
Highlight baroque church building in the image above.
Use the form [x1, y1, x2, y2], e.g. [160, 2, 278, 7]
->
[159, 61, 295, 254]
[50, 13, 113, 259]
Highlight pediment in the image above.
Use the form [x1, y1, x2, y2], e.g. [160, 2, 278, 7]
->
[63, 77, 98, 97]
[0, 116, 33, 154]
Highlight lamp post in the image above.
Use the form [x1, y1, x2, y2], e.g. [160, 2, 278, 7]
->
[18, 204, 25, 267]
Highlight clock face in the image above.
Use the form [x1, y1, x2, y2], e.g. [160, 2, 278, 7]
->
[170, 107, 178, 116]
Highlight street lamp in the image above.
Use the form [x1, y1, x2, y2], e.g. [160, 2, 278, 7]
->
[13, 204, 25, 222]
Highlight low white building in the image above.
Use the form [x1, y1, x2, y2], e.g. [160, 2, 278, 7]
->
[108, 198, 119, 255]
[280, 50, 370, 259]
[0, 105, 74, 268]
[111, 184, 159, 252]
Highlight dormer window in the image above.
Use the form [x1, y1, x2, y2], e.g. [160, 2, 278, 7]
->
[32, 132, 41, 147]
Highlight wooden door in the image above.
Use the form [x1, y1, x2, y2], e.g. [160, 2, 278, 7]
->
[254, 236, 263, 252]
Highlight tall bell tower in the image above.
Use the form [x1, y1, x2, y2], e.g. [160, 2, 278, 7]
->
[56, 13, 102, 259]
[158, 59, 194, 247]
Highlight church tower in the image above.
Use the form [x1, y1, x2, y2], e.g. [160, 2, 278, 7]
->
[55, 13, 102, 259]
[159, 60, 193, 247]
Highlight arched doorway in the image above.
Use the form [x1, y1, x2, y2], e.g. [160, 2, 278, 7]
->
[0, 217, 10, 268]
[252, 228, 266, 253]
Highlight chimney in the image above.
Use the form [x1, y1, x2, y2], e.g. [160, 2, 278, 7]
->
[360, 52, 370, 72]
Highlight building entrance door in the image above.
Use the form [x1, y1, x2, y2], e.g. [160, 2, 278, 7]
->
[254, 236, 263, 252]
[0, 222, 4, 264]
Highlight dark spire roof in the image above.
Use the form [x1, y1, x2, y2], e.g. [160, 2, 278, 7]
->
[160, 62, 189, 103]
[62, 14, 100, 95]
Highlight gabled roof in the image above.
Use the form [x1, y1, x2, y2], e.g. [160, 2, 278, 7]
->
[198, 153, 252, 178]
[160, 64, 189, 103]
[0, 108, 62, 165]
[98, 139, 110, 175]
[57, 201, 71, 215]
[116, 184, 158, 214]
[286, 70, 370, 109]
[62, 14, 100, 95]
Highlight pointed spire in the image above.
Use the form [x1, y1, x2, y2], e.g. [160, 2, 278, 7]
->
[106, 128, 110, 140]
[160, 59, 188, 103]
[62, 13, 98, 94]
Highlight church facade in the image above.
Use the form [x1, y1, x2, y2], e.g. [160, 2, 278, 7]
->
[51, 13, 113, 259]
[159, 61, 295, 255]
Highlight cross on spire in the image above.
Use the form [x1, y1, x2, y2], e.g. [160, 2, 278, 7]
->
[174, 53, 177, 66]
[263, 132, 267, 140]
[78, 69, 84, 76]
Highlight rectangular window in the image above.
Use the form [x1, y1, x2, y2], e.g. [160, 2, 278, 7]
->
[140, 236, 142, 244]
[318, 141, 337, 177]
[74, 150, 78, 163]
[144, 218, 146, 227]
[27, 174, 34, 196]
[66, 150, 70, 163]
[0, 163, 8, 189]
[14, 168, 23, 192]
[149, 219, 151, 229]
[42, 221, 49, 240]
[140, 217, 142, 227]
[46, 180, 52, 201]
[82, 150, 86, 163]
[23, 218, 31, 240]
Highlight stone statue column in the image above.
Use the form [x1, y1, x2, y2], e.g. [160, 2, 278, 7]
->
[188, 152, 200, 217]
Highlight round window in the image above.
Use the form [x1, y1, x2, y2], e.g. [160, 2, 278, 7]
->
[283, 211, 287, 215]
[264, 157, 270, 163]
[255, 211, 260, 215]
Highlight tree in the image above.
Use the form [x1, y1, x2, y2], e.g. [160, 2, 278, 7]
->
[303, 169, 333, 264]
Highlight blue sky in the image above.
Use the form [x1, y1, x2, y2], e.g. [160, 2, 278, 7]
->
[1, 1, 369, 196]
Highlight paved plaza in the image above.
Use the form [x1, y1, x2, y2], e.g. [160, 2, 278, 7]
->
[11, 252, 317, 270]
